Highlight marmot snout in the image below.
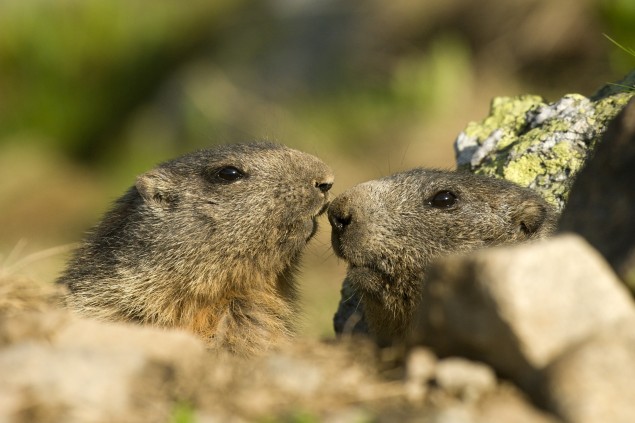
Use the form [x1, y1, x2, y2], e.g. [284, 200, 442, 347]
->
[59, 142, 333, 355]
[329, 169, 556, 345]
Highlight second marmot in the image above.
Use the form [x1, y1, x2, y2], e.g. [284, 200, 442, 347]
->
[329, 169, 556, 345]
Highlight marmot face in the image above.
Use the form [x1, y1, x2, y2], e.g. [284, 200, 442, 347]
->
[328, 169, 555, 340]
[133, 143, 333, 279]
[60, 143, 334, 353]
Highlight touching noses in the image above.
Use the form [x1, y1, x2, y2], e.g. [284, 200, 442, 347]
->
[328, 196, 353, 232]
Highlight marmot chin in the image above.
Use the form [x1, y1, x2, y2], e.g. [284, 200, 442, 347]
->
[329, 169, 556, 345]
[58, 142, 334, 356]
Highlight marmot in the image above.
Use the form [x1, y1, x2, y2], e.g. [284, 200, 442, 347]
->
[329, 169, 556, 346]
[58, 142, 334, 355]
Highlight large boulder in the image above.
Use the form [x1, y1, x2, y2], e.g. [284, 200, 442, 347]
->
[413, 234, 635, 393]
[540, 318, 635, 423]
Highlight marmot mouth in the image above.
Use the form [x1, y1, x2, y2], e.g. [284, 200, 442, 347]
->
[305, 200, 330, 242]
[302, 202, 329, 243]
[346, 263, 397, 297]
[349, 263, 386, 277]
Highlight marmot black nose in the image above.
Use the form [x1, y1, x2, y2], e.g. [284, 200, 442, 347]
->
[328, 203, 352, 232]
[316, 181, 333, 193]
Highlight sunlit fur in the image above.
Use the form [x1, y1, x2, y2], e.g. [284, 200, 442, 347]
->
[329, 169, 556, 346]
[59, 143, 333, 356]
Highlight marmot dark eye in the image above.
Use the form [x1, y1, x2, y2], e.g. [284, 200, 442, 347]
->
[429, 190, 457, 209]
[216, 166, 244, 182]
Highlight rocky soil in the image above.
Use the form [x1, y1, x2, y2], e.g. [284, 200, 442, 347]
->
[0, 279, 563, 423]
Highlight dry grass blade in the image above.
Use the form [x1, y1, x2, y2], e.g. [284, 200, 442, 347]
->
[0, 244, 73, 314]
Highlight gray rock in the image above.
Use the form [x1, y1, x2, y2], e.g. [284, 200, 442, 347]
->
[405, 347, 438, 401]
[434, 357, 497, 403]
[406, 347, 438, 383]
[264, 354, 324, 397]
[427, 405, 476, 423]
[477, 386, 562, 423]
[410, 395, 560, 423]
[401, 349, 558, 423]
[0, 311, 208, 423]
[0, 310, 67, 346]
[53, 316, 206, 365]
[541, 318, 635, 423]
[0, 343, 150, 423]
[414, 234, 635, 392]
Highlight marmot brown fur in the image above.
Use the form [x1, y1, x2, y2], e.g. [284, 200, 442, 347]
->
[58, 142, 333, 355]
[329, 169, 556, 346]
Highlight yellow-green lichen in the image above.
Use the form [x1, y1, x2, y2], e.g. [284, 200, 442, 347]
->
[503, 155, 544, 187]
[454, 71, 635, 212]
[594, 92, 634, 124]
[463, 95, 544, 143]
[548, 142, 581, 172]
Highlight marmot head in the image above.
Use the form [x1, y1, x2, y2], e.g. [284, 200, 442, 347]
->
[130, 143, 334, 281]
[328, 169, 555, 339]
[62, 142, 334, 320]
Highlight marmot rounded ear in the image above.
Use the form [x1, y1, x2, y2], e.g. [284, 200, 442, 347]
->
[135, 168, 174, 206]
[512, 199, 554, 237]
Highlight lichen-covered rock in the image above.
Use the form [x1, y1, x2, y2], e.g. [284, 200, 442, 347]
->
[455, 71, 635, 211]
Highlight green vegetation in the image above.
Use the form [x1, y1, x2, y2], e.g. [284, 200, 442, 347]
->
[603, 34, 635, 92]
[600, 0, 635, 73]
[1, 0, 631, 169]
[0, 0, 243, 160]
[169, 402, 196, 423]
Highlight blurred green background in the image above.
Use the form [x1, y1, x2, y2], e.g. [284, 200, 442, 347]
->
[0, 0, 633, 337]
